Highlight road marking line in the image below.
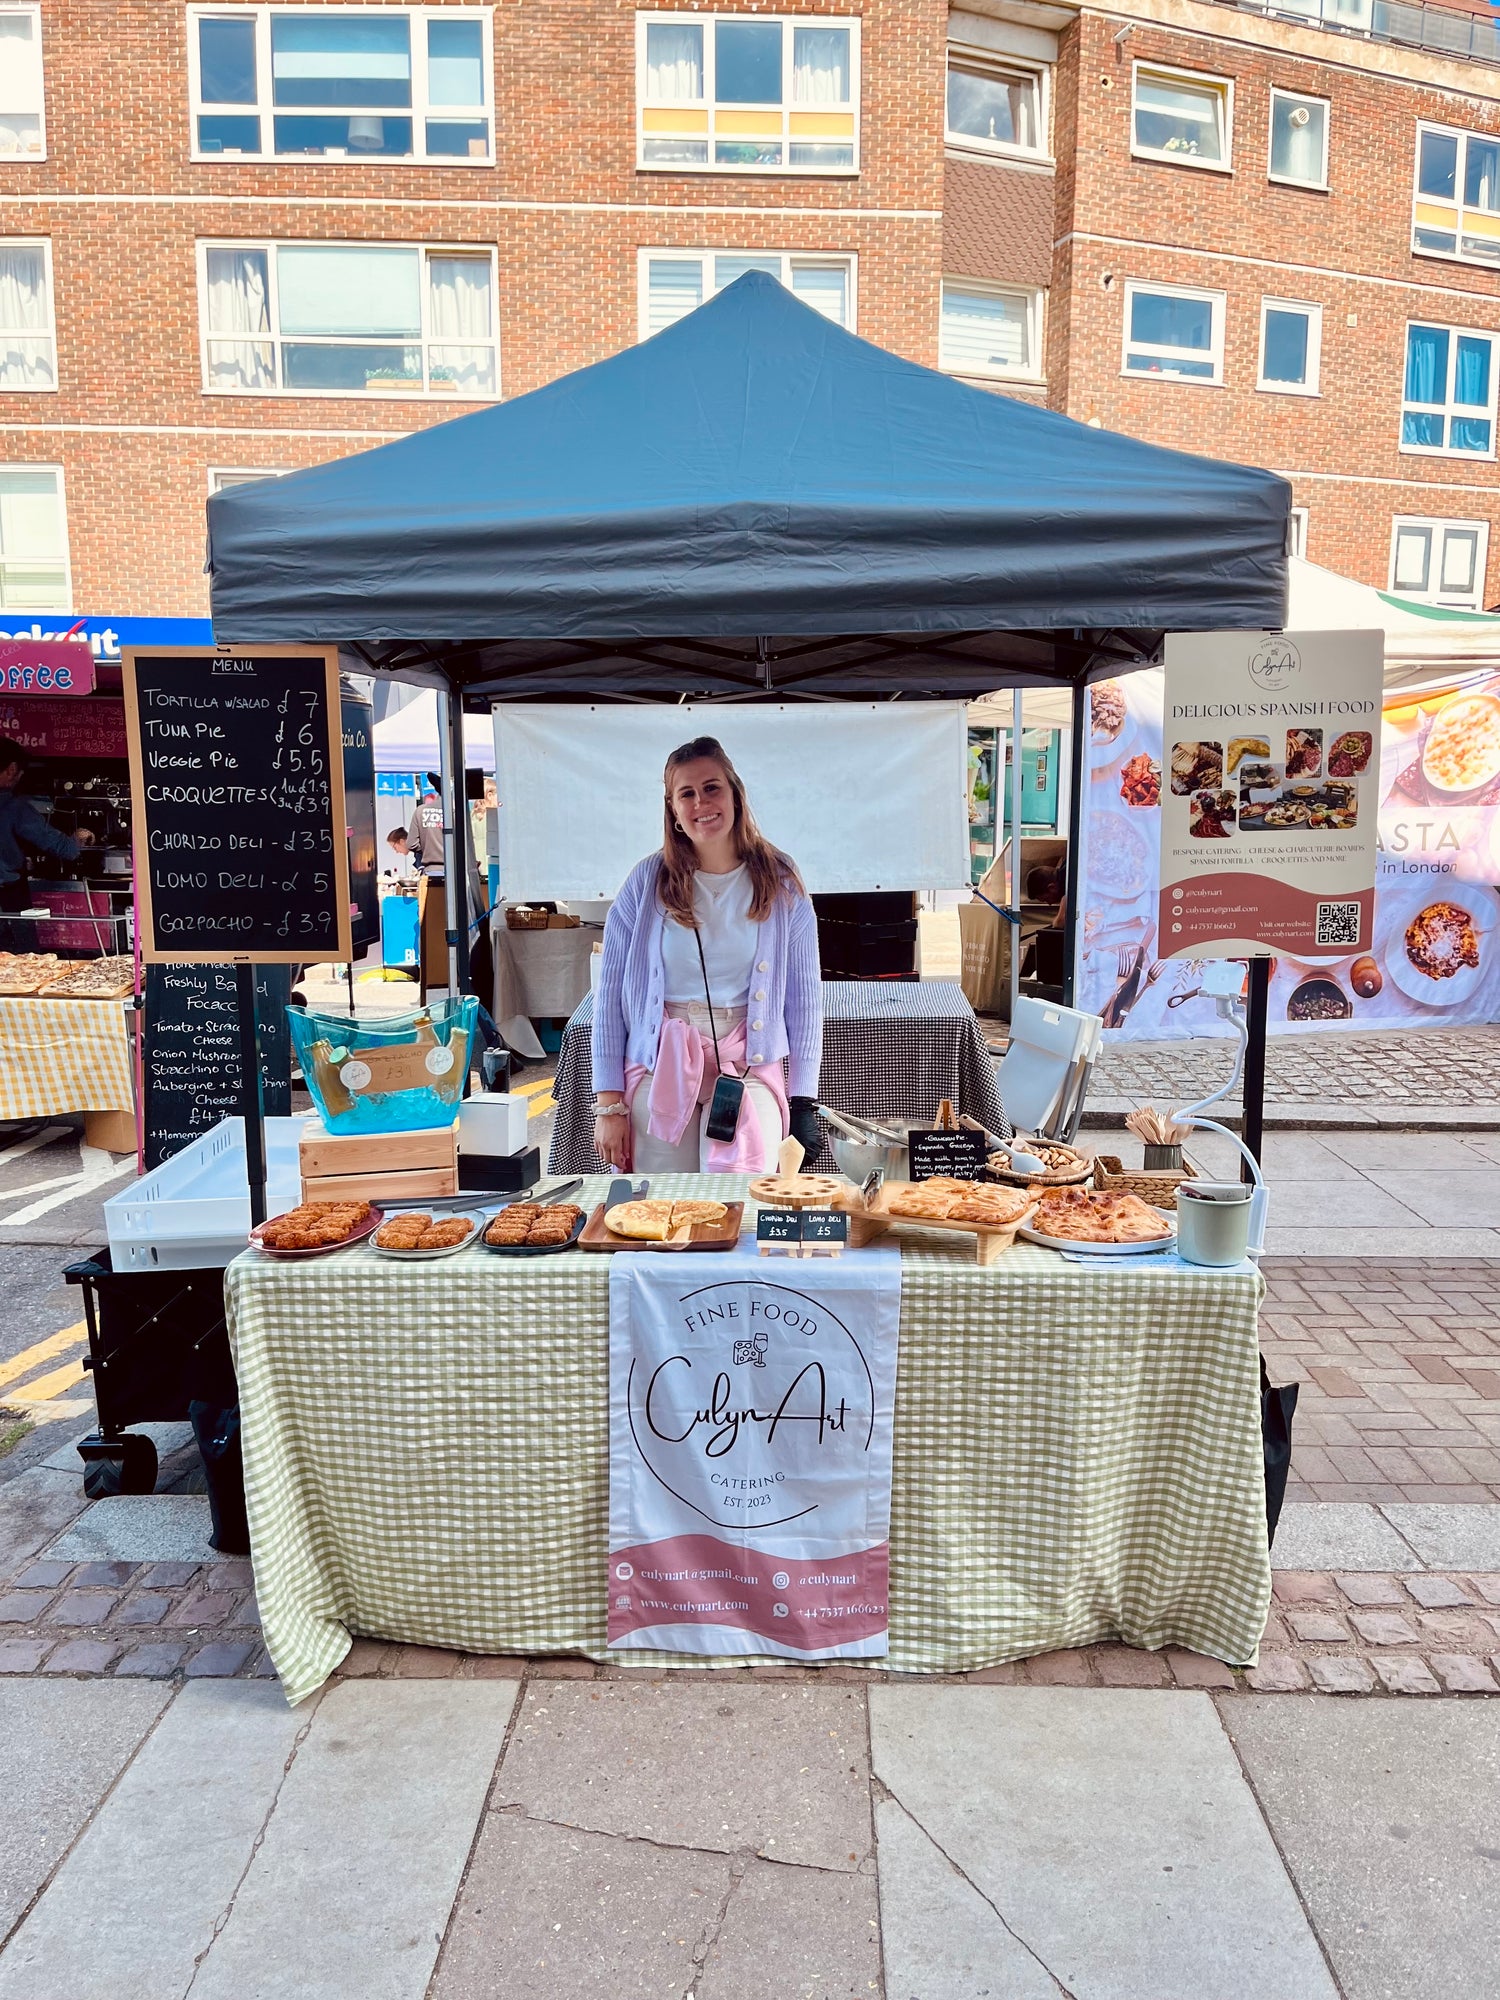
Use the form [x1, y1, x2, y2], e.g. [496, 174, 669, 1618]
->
[0, 1124, 71, 1168]
[6, 1357, 86, 1402]
[512, 1076, 557, 1098]
[527, 1095, 556, 1120]
[0, 1154, 135, 1229]
[0, 1323, 85, 1391]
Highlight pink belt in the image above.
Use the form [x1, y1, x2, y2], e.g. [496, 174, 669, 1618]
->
[624, 1014, 788, 1172]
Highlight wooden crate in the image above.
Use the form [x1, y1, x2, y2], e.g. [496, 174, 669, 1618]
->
[299, 1117, 457, 1205]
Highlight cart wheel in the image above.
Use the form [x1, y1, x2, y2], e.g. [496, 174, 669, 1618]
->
[117, 1435, 158, 1495]
[83, 1456, 123, 1500]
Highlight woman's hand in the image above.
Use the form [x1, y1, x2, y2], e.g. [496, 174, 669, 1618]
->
[593, 1097, 632, 1172]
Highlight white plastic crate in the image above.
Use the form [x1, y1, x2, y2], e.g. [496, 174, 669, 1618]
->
[105, 1116, 304, 1271]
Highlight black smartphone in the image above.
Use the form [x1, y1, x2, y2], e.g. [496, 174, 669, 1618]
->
[704, 1073, 747, 1142]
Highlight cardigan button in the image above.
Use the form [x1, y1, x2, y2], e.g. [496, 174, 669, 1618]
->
[751, 1019, 763, 1031]
[757, 960, 769, 972]
[753, 989, 766, 1001]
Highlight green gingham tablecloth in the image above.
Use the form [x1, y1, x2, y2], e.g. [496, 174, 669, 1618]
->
[225, 1175, 1271, 1705]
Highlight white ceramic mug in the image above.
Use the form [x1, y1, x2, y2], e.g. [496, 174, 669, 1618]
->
[1176, 1180, 1254, 1267]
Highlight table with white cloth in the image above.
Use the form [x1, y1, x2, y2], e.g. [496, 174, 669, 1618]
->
[491, 917, 601, 1058]
[0, 995, 135, 1122]
[547, 979, 1008, 1175]
[225, 1174, 1271, 1706]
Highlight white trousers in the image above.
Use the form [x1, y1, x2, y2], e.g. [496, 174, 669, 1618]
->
[630, 1071, 783, 1172]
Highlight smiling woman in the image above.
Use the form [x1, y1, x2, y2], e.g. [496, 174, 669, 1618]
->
[591, 735, 822, 1175]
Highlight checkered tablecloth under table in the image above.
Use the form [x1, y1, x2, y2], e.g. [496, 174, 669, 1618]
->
[0, 995, 135, 1122]
[226, 1174, 1271, 1705]
[548, 980, 1009, 1175]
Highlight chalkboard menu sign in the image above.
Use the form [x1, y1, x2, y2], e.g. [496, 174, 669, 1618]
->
[123, 647, 351, 964]
[341, 687, 377, 951]
[142, 963, 292, 1170]
[907, 1128, 988, 1182]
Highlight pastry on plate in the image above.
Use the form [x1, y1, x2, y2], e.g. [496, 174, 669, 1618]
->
[949, 1189, 1031, 1226]
[670, 1199, 728, 1226]
[605, 1198, 677, 1240]
[417, 1218, 473, 1249]
[1032, 1188, 1170, 1243]
[886, 1188, 958, 1219]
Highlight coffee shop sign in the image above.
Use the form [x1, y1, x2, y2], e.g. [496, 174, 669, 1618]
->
[0, 640, 96, 696]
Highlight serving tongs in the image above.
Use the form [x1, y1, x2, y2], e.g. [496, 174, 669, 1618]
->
[399, 1177, 585, 1214]
[816, 1103, 906, 1145]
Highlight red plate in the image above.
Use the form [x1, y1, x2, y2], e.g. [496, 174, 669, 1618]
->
[249, 1207, 384, 1259]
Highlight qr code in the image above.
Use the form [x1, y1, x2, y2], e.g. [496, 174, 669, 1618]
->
[1316, 901, 1362, 948]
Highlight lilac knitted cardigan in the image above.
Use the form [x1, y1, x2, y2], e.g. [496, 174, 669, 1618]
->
[591, 853, 822, 1098]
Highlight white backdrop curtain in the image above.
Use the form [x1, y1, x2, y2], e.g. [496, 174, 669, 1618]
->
[0, 246, 53, 389]
[204, 248, 275, 390]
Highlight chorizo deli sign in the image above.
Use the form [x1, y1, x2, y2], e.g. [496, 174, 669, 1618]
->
[607, 1253, 901, 1660]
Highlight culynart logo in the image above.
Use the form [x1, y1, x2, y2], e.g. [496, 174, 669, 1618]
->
[1247, 637, 1301, 693]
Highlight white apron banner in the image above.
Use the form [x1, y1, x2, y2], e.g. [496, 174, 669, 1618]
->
[608, 1248, 902, 1660]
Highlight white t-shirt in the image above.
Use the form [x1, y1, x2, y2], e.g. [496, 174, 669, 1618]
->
[661, 864, 758, 1007]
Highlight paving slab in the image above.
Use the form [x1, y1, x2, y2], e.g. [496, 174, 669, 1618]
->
[1252, 1179, 1426, 1229]
[1221, 1696, 1500, 2000]
[0, 1679, 168, 1950]
[1318, 1132, 1500, 1171]
[494, 1682, 872, 1872]
[1362, 1169, 1500, 1227]
[0, 1470, 90, 1585]
[0, 1681, 306, 1999]
[869, 1686, 1338, 2000]
[874, 1795, 1061, 2000]
[699, 1854, 881, 2000]
[189, 1679, 516, 2000]
[43, 1495, 216, 1565]
[1271, 1504, 1424, 1573]
[431, 1811, 728, 2000]
[1261, 1227, 1500, 1258]
[1381, 1503, 1500, 1572]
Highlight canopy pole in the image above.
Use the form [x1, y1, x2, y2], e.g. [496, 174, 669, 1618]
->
[1062, 678, 1087, 1007]
[1009, 688, 1023, 1022]
[435, 688, 463, 995]
[448, 688, 474, 997]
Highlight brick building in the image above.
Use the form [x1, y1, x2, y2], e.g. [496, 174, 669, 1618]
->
[1, 0, 1499, 628]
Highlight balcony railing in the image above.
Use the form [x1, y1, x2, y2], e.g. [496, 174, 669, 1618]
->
[1226, 0, 1500, 69]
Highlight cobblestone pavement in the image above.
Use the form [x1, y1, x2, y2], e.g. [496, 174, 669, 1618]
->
[1262, 1259, 1500, 1504]
[1093, 1022, 1500, 1108]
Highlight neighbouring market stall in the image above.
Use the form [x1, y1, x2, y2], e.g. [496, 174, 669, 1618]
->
[187, 274, 1292, 1700]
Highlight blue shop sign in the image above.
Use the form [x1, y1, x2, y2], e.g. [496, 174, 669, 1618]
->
[0, 615, 214, 663]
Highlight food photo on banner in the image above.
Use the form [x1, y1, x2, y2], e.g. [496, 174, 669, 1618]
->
[1082, 653, 1500, 1035]
[607, 1248, 901, 1660]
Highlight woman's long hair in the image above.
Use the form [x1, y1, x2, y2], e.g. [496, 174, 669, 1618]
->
[659, 736, 803, 927]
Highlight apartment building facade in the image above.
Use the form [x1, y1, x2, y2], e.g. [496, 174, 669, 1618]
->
[1, 0, 1499, 630]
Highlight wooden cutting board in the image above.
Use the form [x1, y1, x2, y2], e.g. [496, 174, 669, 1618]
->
[578, 1201, 746, 1252]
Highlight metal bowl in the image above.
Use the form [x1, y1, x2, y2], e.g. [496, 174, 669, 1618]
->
[830, 1132, 909, 1184]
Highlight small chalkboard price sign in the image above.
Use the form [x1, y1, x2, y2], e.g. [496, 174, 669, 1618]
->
[756, 1208, 849, 1257]
[756, 1208, 802, 1250]
[123, 646, 352, 965]
[907, 1128, 988, 1182]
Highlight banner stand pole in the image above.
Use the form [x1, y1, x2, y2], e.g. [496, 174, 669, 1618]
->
[236, 962, 267, 1228]
[1240, 956, 1270, 1184]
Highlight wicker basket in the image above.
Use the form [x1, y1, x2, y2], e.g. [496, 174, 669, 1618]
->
[505, 906, 551, 931]
[1092, 1153, 1203, 1211]
[984, 1145, 1093, 1190]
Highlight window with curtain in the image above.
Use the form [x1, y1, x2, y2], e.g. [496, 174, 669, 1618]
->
[1122, 283, 1224, 381]
[200, 242, 499, 397]
[1131, 66, 1230, 168]
[1402, 322, 1497, 456]
[0, 242, 54, 390]
[939, 282, 1040, 378]
[637, 12, 858, 173]
[1389, 518, 1488, 606]
[190, 7, 492, 162]
[0, 467, 68, 611]
[945, 55, 1042, 156]
[1268, 91, 1327, 188]
[641, 251, 853, 338]
[0, 7, 44, 158]
[1413, 123, 1500, 267]
[1258, 300, 1321, 394]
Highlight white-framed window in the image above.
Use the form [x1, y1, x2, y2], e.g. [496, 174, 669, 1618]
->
[1122, 281, 1225, 383]
[1288, 506, 1309, 558]
[0, 240, 55, 391]
[639, 251, 855, 337]
[197, 241, 499, 399]
[1268, 88, 1328, 189]
[635, 12, 859, 174]
[1413, 122, 1500, 268]
[1258, 298, 1321, 395]
[1131, 64, 1231, 171]
[939, 280, 1043, 381]
[945, 48, 1045, 159]
[0, 466, 69, 611]
[1402, 321, 1497, 458]
[188, 6, 493, 164]
[1389, 517, 1489, 607]
[0, 6, 44, 158]
[208, 467, 288, 490]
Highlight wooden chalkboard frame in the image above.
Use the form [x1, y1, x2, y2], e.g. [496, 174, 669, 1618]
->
[123, 645, 353, 965]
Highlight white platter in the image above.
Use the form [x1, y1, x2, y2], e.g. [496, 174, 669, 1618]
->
[369, 1211, 485, 1259]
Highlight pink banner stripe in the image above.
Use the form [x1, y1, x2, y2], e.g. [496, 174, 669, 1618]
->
[608, 1533, 889, 1651]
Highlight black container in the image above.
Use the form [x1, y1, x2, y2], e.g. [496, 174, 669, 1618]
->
[816, 916, 920, 979]
[457, 1144, 541, 1192]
